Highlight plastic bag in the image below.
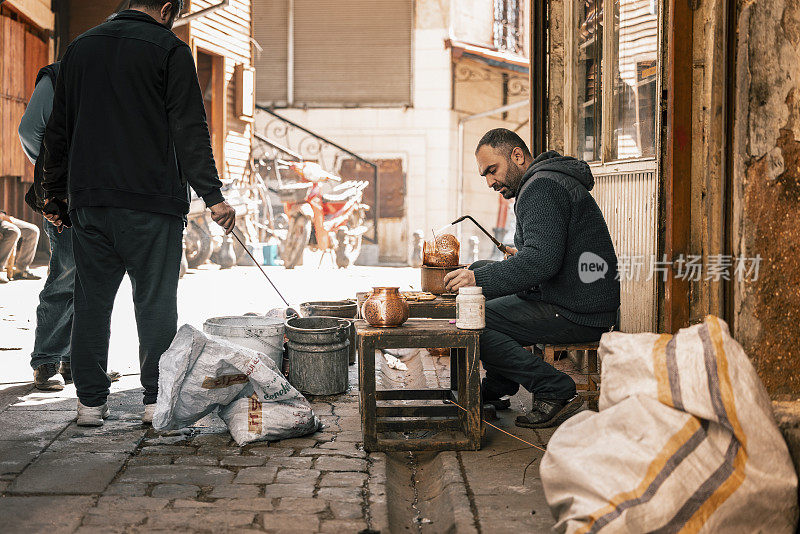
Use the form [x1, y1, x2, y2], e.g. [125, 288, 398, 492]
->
[540, 316, 798, 533]
[154, 325, 318, 446]
[218, 386, 320, 446]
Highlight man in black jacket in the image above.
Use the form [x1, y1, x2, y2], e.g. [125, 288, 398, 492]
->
[42, 0, 235, 427]
[445, 129, 619, 429]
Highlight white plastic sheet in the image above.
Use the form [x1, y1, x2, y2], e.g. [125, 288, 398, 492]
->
[541, 316, 798, 533]
[154, 325, 319, 444]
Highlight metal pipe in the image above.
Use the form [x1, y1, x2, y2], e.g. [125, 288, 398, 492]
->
[172, 0, 229, 28]
[231, 231, 291, 308]
[450, 215, 509, 254]
[287, 0, 294, 106]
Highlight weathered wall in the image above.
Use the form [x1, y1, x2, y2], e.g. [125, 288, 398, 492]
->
[733, 0, 800, 396]
[688, 0, 727, 324]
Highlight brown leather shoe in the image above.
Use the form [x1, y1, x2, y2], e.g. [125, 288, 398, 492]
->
[12, 270, 41, 281]
[34, 363, 64, 391]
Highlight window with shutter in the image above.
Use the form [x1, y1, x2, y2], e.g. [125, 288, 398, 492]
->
[254, 0, 413, 108]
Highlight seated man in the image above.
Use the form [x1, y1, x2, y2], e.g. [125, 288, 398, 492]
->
[445, 128, 619, 429]
[0, 209, 41, 283]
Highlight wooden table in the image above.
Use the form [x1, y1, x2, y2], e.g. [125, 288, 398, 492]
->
[356, 292, 456, 319]
[356, 319, 482, 452]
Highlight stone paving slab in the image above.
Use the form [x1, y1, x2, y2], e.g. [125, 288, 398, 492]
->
[10, 451, 129, 494]
[0, 496, 95, 533]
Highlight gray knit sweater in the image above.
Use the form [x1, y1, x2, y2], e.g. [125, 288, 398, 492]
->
[473, 151, 620, 328]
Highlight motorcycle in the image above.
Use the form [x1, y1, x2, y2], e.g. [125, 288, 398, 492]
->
[184, 186, 255, 270]
[278, 161, 369, 269]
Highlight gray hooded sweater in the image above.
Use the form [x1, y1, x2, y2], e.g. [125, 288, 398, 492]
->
[473, 151, 620, 328]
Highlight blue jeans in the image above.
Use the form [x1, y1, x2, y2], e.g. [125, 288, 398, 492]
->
[30, 220, 74, 370]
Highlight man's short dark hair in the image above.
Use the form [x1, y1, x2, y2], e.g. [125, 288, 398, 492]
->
[129, 0, 184, 17]
[476, 128, 532, 158]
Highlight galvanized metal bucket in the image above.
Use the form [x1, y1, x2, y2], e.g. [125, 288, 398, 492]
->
[285, 317, 350, 395]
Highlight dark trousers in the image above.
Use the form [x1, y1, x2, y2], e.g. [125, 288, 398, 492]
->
[71, 207, 183, 407]
[30, 220, 74, 370]
[470, 261, 606, 400]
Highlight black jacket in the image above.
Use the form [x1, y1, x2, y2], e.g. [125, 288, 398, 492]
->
[42, 10, 224, 217]
[24, 62, 60, 214]
[473, 151, 620, 328]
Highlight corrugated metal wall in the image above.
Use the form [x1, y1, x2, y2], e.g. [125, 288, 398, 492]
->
[591, 169, 658, 332]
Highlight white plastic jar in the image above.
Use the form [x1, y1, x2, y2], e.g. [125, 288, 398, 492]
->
[456, 286, 485, 329]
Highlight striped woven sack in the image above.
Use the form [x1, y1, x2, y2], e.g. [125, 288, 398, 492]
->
[541, 315, 798, 533]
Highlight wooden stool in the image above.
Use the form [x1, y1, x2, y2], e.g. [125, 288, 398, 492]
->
[356, 319, 482, 452]
[542, 342, 601, 401]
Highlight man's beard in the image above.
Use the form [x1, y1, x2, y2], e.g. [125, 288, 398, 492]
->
[500, 160, 525, 199]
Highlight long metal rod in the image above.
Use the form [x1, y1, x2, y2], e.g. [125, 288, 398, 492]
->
[451, 215, 509, 253]
[231, 232, 291, 308]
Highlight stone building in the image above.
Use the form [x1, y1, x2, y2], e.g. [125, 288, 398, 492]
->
[536, 0, 800, 395]
[252, 0, 531, 264]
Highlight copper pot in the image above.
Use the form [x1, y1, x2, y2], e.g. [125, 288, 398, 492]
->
[362, 287, 409, 328]
[423, 234, 460, 267]
[421, 265, 465, 295]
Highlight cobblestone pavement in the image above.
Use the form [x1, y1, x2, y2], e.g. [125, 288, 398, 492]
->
[0, 369, 387, 534]
[1, 264, 572, 533]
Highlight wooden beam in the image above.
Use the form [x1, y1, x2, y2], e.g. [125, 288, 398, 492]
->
[663, 0, 693, 333]
[529, 0, 547, 155]
[5, 0, 54, 31]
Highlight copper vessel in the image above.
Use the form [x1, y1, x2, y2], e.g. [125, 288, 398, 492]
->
[421, 264, 465, 295]
[362, 287, 409, 328]
[423, 234, 460, 267]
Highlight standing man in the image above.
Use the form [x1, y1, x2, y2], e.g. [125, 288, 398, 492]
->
[445, 128, 619, 429]
[42, 1, 235, 427]
[18, 61, 70, 390]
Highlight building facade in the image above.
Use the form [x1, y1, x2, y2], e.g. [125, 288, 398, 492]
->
[0, 0, 54, 244]
[539, 0, 800, 395]
[253, 0, 531, 264]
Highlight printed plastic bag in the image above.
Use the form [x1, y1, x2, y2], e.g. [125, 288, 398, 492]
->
[541, 316, 798, 533]
[154, 325, 318, 445]
[218, 387, 320, 446]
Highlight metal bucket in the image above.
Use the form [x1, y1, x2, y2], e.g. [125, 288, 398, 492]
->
[285, 317, 350, 395]
[299, 300, 358, 365]
[203, 316, 285, 367]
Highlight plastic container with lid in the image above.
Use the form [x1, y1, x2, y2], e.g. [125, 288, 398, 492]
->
[456, 286, 485, 329]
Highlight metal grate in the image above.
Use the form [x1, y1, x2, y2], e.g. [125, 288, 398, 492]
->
[493, 0, 522, 54]
[591, 169, 658, 332]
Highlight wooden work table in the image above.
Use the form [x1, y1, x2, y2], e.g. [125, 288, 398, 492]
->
[356, 319, 483, 452]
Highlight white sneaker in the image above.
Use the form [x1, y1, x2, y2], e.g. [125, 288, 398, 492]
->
[142, 404, 156, 425]
[77, 401, 109, 427]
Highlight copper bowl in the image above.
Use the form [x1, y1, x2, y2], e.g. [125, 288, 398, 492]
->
[421, 265, 465, 295]
[361, 287, 410, 328]
[423, 234, 460, 267]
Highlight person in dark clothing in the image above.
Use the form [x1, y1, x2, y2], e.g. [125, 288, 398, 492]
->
[41, 0, 236, 427]
[20, 61, 122, 391]
[19, 61, 70, 391]
[445, 128, 620, 429]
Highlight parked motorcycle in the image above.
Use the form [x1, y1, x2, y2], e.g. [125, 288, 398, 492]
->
[278, 161, 369, 269]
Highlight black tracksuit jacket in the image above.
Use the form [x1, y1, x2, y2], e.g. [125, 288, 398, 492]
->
[42, 10, 224, 217]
